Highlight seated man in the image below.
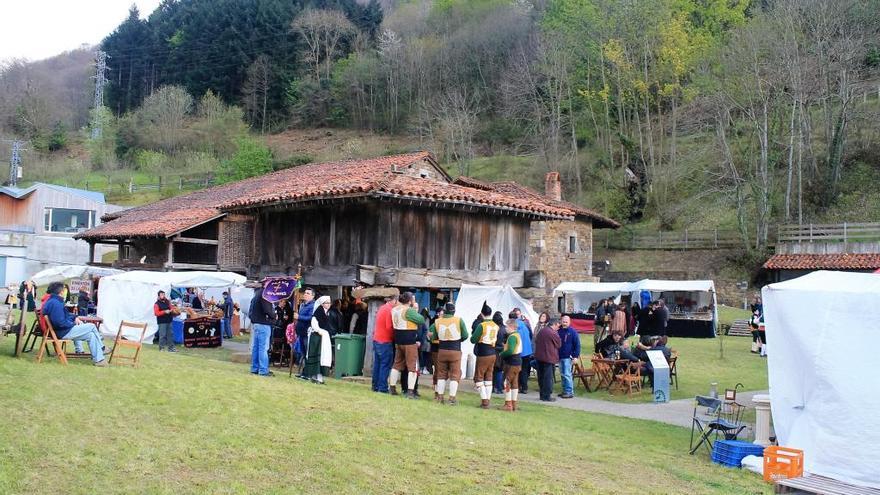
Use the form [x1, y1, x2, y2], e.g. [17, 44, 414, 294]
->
[637, 335, 672, 388]
[595, 332, 638, 362]
[42, 282, 108, 366]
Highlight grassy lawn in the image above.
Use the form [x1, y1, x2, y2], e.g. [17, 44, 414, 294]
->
[0, 336, 769, 495]
[575, 334, 767, 403]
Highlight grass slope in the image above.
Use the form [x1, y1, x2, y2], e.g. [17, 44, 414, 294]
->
[0, 337, 768, 495]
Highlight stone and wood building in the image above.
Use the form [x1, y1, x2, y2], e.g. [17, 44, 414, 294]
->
[77, 152, 619, 312]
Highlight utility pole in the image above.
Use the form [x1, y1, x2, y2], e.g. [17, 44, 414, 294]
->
[91, 50, 108, 139]
[7, 140, 24, 187]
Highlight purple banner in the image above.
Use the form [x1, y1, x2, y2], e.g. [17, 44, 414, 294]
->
[262, 277, 296, 303]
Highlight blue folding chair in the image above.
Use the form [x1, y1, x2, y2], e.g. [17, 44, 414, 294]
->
[689, 395, 747, 455]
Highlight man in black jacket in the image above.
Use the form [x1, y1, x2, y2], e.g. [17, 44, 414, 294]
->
[249, 285, 277, 376]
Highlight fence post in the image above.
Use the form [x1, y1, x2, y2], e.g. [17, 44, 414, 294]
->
[809, 223, 813, 242]
[684, 229, 688, 250]
[843, 222, 848, 250]
[631, 230, 635, 250]
[159, 175, 162, 191]
[659, 231, 663, 249]
[128, 177, 134, 194]
[714, 229, 718, 248]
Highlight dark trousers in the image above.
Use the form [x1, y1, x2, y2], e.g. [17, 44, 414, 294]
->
[536, 360, 556, 400]
[493, 368, 504, 393]
[519, 355, 532, 392]
[372, 342, 393, 392]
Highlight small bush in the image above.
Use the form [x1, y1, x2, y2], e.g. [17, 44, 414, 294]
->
[272, 153, 313, 171]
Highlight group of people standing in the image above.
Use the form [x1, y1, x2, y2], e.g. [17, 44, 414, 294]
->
[592, 297, 670, 344]
[368, 295, 585, 411]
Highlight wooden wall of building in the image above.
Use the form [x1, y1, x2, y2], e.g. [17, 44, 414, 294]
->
[0, 195, 29, 228]
[256, 202, 531, 284]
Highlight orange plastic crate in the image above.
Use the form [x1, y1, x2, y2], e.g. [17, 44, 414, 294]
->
[763, 446, 804, 482]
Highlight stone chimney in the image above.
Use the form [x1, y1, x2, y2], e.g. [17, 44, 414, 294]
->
[544, 171, 562, 201]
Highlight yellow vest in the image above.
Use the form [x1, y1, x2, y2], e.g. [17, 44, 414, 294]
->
[435, 316, 463, 341]
[391, 305, 417, 331]
[478, 321, 499, 346]
[504, 334, 522, 355]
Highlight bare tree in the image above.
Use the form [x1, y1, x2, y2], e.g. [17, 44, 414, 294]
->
[420, 90, 480, 176]
[291, 9, 356, 82]
[241, 55, 271, 134]
[140, 85, 193, 153]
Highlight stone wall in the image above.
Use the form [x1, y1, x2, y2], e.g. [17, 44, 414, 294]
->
[528, 219, 595, 314]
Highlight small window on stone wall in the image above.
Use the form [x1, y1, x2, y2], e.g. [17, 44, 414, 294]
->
[568, 235, 578, 253]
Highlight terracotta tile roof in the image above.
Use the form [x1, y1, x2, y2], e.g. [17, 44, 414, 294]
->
[453, 177, 620, 228]
[78, 151, 578, 240]
[764, 253, 880, 270]
[375, 174, 573, 217]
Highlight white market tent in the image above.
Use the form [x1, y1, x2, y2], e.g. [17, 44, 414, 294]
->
[453, 284, 539, 378]
[31, 265, 123, 286]
[554, 281, 631, 311]
[97, 271, 246, 342]
[762, 271, 880, 489]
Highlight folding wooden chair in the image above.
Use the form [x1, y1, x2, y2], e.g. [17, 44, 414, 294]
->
[572, 355, 596, 392]
[613, 361, 643, 396]
[36, 316, 70, 365]
[108, 321, 148, 367]
[22, 310, 44, 353]
[590, 356, 614, 391]
[668, 353, 679, 390]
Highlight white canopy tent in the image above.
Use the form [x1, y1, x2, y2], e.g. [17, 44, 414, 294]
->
[97, 271, 246, 342]
[762, 271, 880, 489]
[554, 282, 631, 312]
[453, 284, 539, 378]
[31, 265, 123, 286]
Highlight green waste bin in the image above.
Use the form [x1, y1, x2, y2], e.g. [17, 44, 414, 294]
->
[333, 333, 366, 379]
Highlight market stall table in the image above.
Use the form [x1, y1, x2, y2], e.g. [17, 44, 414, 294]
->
[182, 313, 223, 348]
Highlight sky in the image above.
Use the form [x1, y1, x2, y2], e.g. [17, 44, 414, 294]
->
[0, 0, 162, 63]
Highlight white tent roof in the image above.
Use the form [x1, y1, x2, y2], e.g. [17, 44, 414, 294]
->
[554, 282, 633, 294]
[96, 271, 246, 342]
[31, 265, 123, 286]
[762, 271, 880, 489]
[101, 270, 246, 288]
[629, 279, 715, 293]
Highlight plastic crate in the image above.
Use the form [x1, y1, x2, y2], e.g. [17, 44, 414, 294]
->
[763, 446, 804, 482]
[711, 440, 765, 468]
[714, 440, 765, 457]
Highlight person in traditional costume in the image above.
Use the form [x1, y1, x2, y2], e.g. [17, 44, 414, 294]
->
[470, 302, 499, 409]
[428, 302, 468, 405]
[501, 318, 523, 411]
[304, 296, 336, 384]
[388, 292, 426, 399]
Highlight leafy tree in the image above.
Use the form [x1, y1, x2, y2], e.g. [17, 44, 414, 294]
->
[218, 136, 273, 183]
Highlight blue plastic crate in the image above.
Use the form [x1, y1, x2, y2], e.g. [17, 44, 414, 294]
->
[714, 440, 765, 457]
[711, 440, 765, 468]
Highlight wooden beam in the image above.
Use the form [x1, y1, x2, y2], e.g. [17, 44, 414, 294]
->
[166, 262, 219, 270]
[258, 264, 358, 287]
[173, 236, 219, 245]
[357, 265, 539, 288]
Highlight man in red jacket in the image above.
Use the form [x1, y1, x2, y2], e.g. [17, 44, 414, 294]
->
[533, 318, 562, 402]
[372, 297, 396, 393]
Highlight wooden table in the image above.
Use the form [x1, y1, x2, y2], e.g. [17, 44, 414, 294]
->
[591, 358, 631, 392]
